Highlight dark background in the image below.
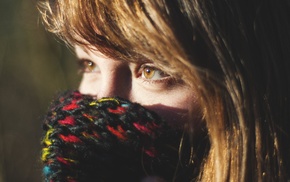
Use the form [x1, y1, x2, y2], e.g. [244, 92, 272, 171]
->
[0, 0, 80, 181]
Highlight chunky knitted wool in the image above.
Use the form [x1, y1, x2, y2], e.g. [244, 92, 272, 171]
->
[41, 91, 193, 182]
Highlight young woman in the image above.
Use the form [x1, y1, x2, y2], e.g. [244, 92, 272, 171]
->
[38, 0, 290, 181]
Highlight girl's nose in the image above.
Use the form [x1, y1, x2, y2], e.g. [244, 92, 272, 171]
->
[97, 67, 132, 99]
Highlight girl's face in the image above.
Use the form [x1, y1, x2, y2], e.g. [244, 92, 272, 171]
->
[76, 46, 200, 128]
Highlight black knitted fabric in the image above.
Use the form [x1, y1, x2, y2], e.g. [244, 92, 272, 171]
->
[41, 90, 193, 182]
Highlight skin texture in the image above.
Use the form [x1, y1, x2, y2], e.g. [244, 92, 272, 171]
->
[76, 46, 200, 128]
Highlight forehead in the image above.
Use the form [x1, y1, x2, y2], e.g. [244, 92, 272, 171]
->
[74, 45, 149, 65]
[75, 46, 105, 59]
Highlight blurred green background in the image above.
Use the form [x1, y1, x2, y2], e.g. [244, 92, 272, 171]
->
[0, 0, 80, 181]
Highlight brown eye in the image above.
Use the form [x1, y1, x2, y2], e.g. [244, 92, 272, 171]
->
[78, 59, 99, 73]
[85, 61, 95, 72]
[141, 65, 168, 80]
[143, 66, 156, 79]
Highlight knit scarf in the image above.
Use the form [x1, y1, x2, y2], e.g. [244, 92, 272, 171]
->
[41, 90, 194, 182]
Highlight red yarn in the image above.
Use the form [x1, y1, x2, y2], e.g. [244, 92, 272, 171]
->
[107, 125, 127, 140]
[57, 157, 71, 166]
[62, 100, 79, 111]
[133, 122, 152, 134]
[144, 147, 157, 157]
[59, 134, 82, 143]
[82, 113, 96, 121]
[58, 116, 76, 126]
[72, 91, 82, 98]
[107, 106, 126, 114]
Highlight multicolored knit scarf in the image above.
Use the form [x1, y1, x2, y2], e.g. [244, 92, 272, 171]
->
[41, 91, 194, 182]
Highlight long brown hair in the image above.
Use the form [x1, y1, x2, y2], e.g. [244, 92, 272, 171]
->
[38, 0, 290, 181]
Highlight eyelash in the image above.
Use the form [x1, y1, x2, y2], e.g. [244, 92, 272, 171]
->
[137, 64, 173, 84]
[77, 59, 174, 85]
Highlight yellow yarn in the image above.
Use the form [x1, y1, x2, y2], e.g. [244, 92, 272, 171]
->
[90, 98, 120, 106]
[43, 129, 54, 146]
[41, 148, 50, 161]
[62, 157, 77, 164]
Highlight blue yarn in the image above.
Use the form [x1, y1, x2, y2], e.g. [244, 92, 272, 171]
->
[121, 103, 130, 107]
[43, 166, 52, 176]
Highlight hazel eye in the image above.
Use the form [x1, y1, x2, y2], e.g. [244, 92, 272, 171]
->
[78, 59, 99, 73]
[85, 61, 95, 71]
[142, 66, 168, 80]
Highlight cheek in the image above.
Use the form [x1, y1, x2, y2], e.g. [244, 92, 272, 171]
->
[79, 74, 100, 95]
[79, 77, 88, 94]
[133, 87, 200, 129]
